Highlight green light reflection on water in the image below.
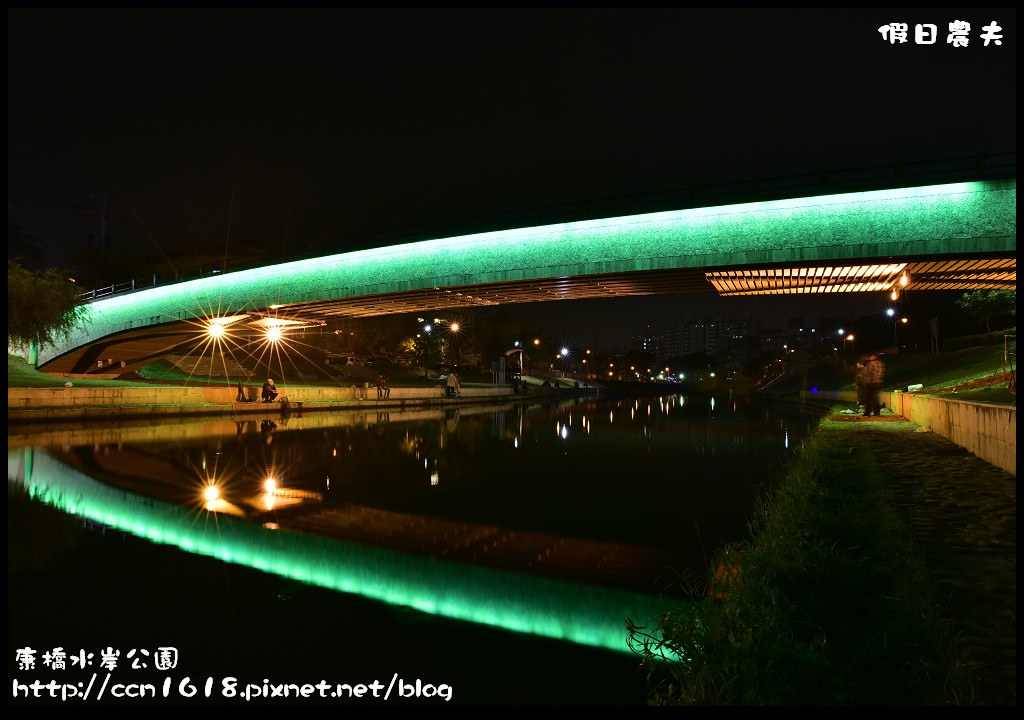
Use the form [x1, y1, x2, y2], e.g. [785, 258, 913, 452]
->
[8, 448, 670, 655]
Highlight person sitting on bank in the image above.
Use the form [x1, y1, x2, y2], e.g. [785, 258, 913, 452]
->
[236, 379, 251, 402]
[445, 371, 461, 398]
[377, 373, 390, 399]
[261, 378, 279, 403]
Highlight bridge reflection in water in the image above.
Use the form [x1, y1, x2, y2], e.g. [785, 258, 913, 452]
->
[9, 447, 671, 654]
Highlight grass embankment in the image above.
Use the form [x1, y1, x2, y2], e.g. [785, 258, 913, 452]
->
[7, 353, 155, 388]
[630, 424, 977, 706]
[135, 359, 500, 388]
[8, 353, 497, 390]
[766, 336, 1016, 404]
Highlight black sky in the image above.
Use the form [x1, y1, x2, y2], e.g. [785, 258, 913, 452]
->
[7, 8, 1016, 348]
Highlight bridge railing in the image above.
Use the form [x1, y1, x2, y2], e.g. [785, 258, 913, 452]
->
[79, 151, 1015, 303]
[79, 275, 158, 301]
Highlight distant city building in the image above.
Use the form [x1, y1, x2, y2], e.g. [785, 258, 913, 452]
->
[633, 325, 661, 359]
[654, 313, 851, 366]
[659, 316, 759, 365]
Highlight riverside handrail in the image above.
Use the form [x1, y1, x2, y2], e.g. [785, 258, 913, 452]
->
[79, 151, 1016, 303]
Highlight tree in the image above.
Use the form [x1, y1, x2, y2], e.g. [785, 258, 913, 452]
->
[955, 290, 1016, 333]
[407, 331, 442, 377]
[8, 262, 88, 351]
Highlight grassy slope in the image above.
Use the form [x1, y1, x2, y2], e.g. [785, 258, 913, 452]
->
[9, 353, 497, 389]
[631, 428, 977, 706]
[763, 340, 1016, 402]
[7, 353, 155, 388]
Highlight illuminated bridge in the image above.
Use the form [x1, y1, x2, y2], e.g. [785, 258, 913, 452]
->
[38, 179, 1015, 372]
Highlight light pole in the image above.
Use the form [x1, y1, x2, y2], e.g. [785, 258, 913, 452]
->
[886, 308, 898, 351]
[421, 322, 433, 378]
[449, 322, 461, 367]
[560, 347, 569, 377]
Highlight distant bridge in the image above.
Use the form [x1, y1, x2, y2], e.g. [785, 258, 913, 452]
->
[38, 179, 1015, 373]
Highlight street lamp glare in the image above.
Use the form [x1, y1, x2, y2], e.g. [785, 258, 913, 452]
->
[560, 347, 569, 356]
[450, 323, 460, 333]
[886, 308, 895, 317]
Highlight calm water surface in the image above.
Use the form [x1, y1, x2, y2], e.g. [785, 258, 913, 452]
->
[8, 393, 816, 706]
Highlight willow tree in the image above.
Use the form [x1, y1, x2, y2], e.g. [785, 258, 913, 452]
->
[7, 262, 88, 353]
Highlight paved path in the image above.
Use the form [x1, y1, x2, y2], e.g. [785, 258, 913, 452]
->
[823, 418, 1016, 706]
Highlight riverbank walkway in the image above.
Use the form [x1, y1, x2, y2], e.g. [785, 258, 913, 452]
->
[820, 413, 1016, 705]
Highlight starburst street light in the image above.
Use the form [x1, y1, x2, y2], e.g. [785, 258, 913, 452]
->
[844, 333, 856, 354]
[447, 321, 461, 366]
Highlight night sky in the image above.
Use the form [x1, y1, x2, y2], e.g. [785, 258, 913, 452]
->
[7, 9, 1016, 348]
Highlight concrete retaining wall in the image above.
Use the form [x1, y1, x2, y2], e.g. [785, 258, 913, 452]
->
[8, 385, 513, 422]
[883, 391, 1016, 476]
[806, 390, 1016, 476]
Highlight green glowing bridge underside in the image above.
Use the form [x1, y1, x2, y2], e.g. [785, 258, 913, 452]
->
[9, 448, 669, 654]
[42, 180, 1015, 364]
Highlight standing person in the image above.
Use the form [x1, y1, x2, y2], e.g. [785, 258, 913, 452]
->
[261, 378, 278, 403]
[862, 354, 886, 417]
[854, 356, 868, 411]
